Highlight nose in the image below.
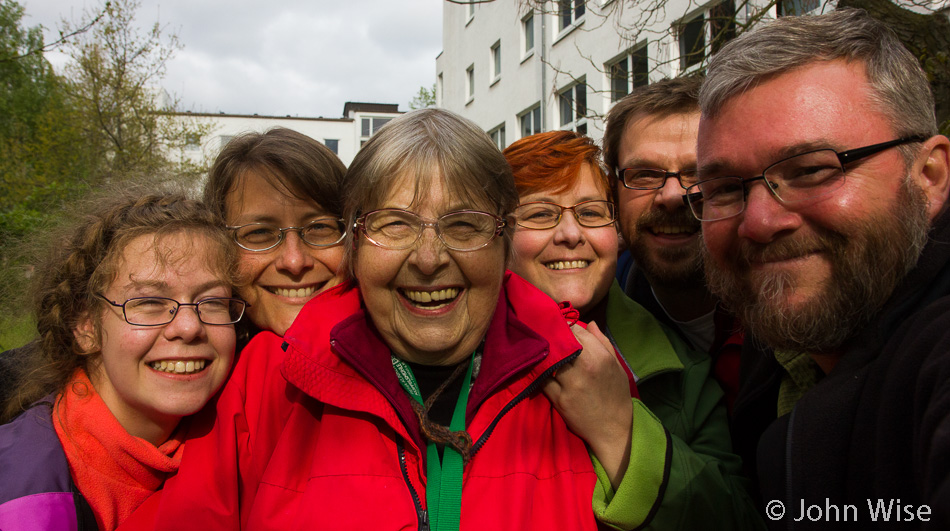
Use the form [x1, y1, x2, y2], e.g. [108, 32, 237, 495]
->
[736, 181, 802, 243]
[553, 211, 585, 248]
[163, 305, 206, 343]
[409, 226, 449, 276]
[654, 175, 689, 210]
[274, 231, 316, 276]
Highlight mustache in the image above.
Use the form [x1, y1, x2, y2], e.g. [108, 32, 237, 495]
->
[736, 230, 848, 267]
[635, 206, 701, 232]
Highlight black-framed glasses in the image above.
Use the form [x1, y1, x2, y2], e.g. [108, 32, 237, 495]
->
[97, 294, 248, 326]
[228, 218, 346, 252]
[619, 168, 699, 190]
[683, 135, 927, 222]
[514, 200, 616, 230]
[354, 208, 506, 251]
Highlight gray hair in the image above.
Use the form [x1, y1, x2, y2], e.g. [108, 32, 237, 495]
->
[603, 76, 702, 178]
[701, 8, 936, 164]
[342, 108, 517, 278]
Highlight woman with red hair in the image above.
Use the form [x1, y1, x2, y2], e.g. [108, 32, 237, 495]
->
[504, 131, 763, 530]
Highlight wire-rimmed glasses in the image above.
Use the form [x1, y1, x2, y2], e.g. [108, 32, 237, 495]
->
[683, 136, 927, 222]
[513, 200, 616, 229]
[354, 209, 506, 251]
[228, 218, 346, 252]
[97, 294, 248, 326]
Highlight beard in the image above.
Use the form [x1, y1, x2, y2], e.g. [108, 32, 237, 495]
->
[628, 206, 705, 288]
[704, 177, 931, 353]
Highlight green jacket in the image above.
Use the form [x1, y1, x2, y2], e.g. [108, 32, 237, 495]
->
[593, 282, 764, 530]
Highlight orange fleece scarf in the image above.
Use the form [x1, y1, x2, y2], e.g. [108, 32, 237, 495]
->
[52, 370, 184, 531]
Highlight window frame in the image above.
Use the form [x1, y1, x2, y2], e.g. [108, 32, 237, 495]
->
[488, 123, 506, 150]
[558, 82, 587, 135]
[522, 13, 535, 58]
[465, 64, 475, 104]
[519, 104, 542, 139]
[490, 40, 502, 84]
[607, 44, 649, 103]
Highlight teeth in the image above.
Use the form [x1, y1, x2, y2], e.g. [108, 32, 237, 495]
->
[273, 286, 317, 298]
[403, 288, 460, 307]
[149, 359, 207, 374]
[653, 226, 695, 235]
[545, 260, 590, 270]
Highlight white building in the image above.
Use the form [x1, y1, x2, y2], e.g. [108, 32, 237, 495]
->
[173, 102, 403, 168]
[435, 0, 813, 148]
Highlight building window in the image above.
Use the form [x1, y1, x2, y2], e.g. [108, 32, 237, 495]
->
[491, 41, 501, 81]
[324, 139, 339, 155]
[608, 45, 649, 102]
[489, 124, 506, 150]
[777, 0, 819, 16]
[558, 0, 585, 31]
[523, 14, 535, 54]
[184, 132, 201, 150]
[361, 117, 392, 144]
[466, 64, 475, 102]
[519, 105, 542, 138]
[678, 1, 736, 71]
[437, 73, 444, 106]
[559, 82, 587, 134]
[678, 13, 705, 71]
[709, 1, 736, 55]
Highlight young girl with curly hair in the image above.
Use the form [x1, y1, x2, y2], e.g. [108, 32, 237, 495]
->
[0, 192, 244, 531]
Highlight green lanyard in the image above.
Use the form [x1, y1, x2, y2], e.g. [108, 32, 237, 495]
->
[392, 354, 474, 531]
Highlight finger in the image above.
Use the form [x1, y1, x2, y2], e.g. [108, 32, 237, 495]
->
[542, 377, 562, 401]
[586, 321, 617, 355]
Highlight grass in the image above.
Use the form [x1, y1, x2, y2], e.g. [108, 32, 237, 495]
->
[0, 313, 34, 352]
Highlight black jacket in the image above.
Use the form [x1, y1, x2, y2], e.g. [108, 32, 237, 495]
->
[732, 208, 950, 529]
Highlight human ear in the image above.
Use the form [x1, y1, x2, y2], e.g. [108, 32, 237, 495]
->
[73, 314, 98, 354]
[911, 135, 950, 221]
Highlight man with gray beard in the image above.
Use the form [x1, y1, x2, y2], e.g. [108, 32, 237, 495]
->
[685, 8, 950, 527]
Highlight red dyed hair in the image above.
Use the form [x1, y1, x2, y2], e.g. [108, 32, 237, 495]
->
[503, 130, 610, 198]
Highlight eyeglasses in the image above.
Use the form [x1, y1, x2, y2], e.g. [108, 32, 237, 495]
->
[355, 208, 506, 251]
[514, 200, 616, 230]
[229, 219, 345, 252]
[683, 136, 927, 222]
[97, 294, 248, 326]
[619, 168, 699, 190]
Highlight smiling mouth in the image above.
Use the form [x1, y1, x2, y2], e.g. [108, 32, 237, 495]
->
[400, 287, 461, 309]
[545, 260, 590, 270]
[149, 360, 209, 374]
[267, 285, 318, 298]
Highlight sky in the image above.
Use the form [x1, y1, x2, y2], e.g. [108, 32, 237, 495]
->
[21, 0, 444, 118]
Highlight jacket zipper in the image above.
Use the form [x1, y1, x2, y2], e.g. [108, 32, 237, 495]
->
[470, 349, 581, 457]
[398, 441, 429, 531]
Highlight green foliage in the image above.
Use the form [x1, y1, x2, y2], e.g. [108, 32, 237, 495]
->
[0, 0, 207, 329]
[409, 83, 437, 110]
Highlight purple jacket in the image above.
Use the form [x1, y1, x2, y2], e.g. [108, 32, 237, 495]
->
[0, 398, 98, 531]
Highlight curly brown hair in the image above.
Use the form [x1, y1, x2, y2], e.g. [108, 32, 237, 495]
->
[1, 190, 238, 422]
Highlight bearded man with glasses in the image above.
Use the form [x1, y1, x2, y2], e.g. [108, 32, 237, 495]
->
[696, 8, 950, 526]
[604, 76, 745, 413]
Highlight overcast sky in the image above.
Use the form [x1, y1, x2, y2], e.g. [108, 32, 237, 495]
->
[22, 0, 444, 118]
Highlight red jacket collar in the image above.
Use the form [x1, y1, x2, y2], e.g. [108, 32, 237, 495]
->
[280, 272, 581, 448]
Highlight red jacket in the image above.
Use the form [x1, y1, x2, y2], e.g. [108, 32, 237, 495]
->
[133, 272, 598, 530]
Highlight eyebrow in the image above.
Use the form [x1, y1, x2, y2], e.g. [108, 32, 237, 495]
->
[698, 140, 840, 178]
[122, 279, 230, 296]
[230, 210, 332, 225]
[520, 195, 608, 204]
